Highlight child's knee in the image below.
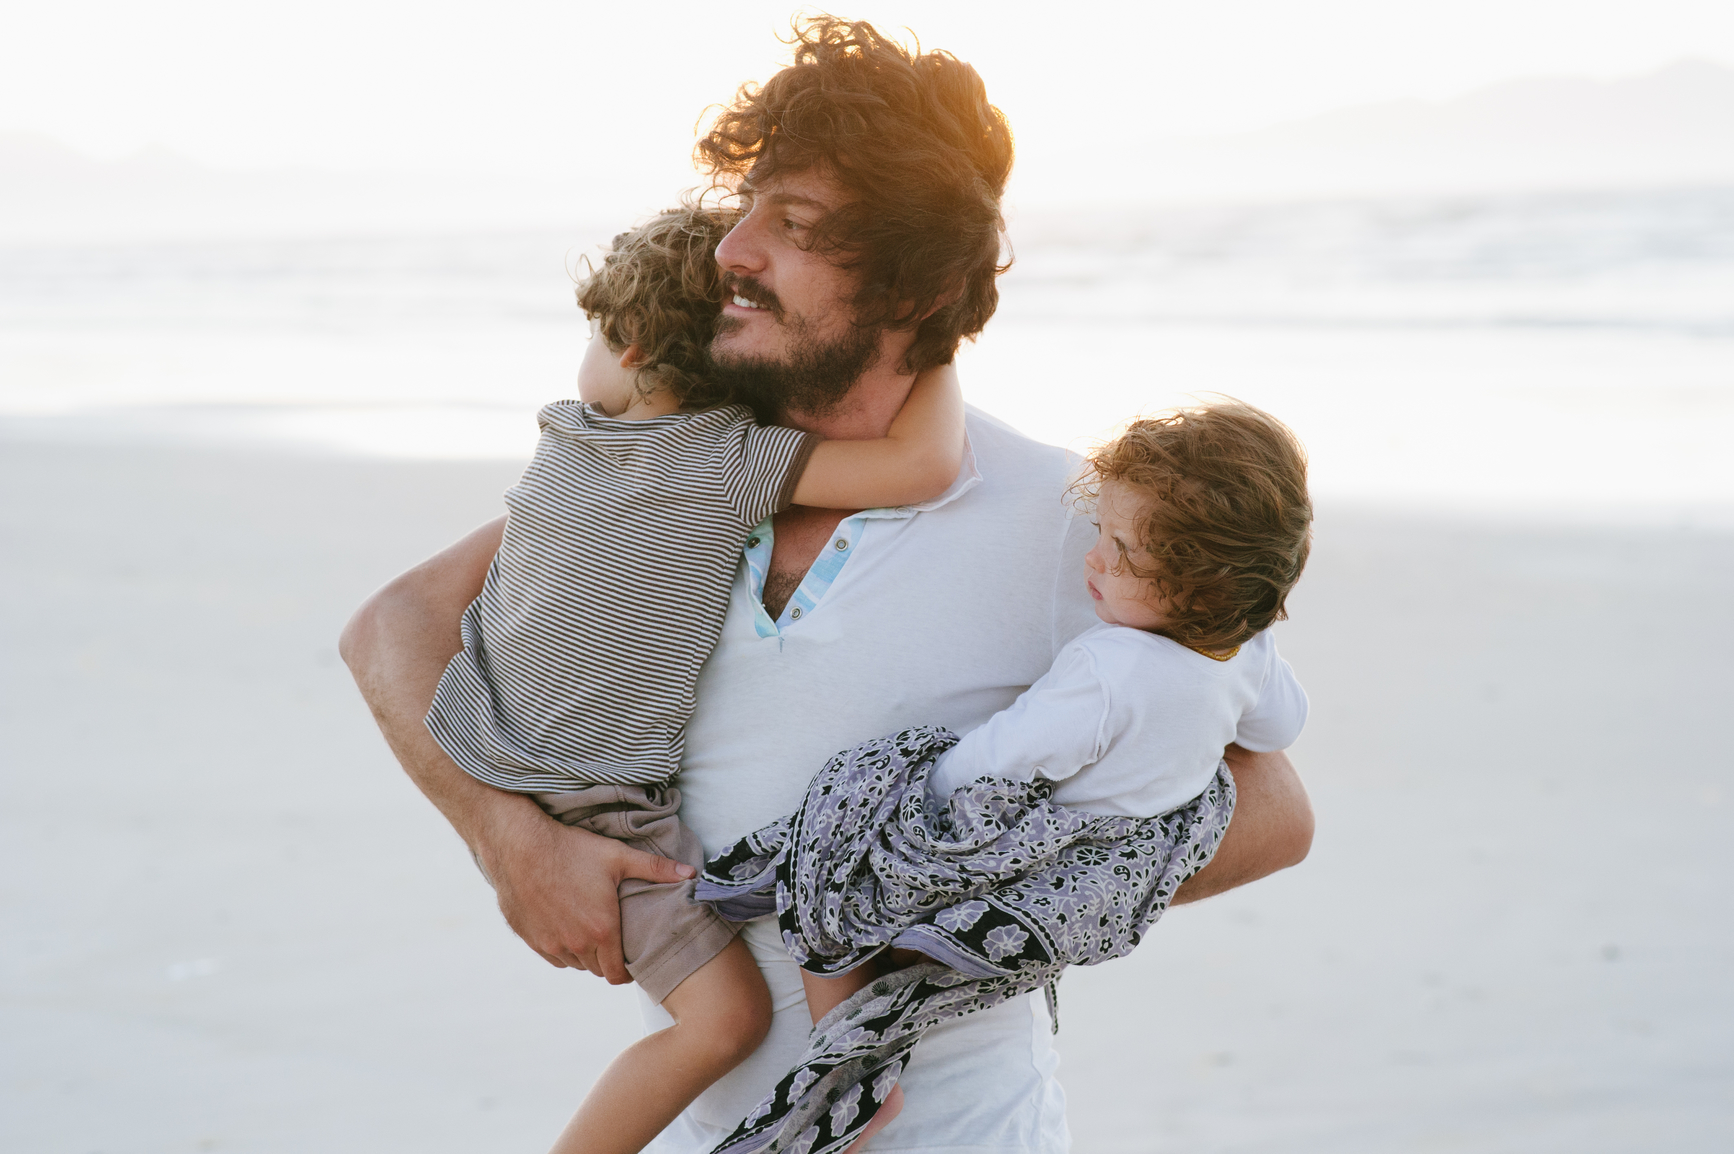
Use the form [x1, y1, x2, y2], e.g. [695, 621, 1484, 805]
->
[729, 993, 775, 1056]
[723, 969, 775, 1047]
[665, 950, 772, 1068]
[681, 991, 770, 1068]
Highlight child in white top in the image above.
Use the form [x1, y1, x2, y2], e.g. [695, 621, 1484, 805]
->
[926, 623, 1306, 818]
[796, 400, 1313, 1148]
[424, 206, 966, 1154]
[928, 399, 1312, 816]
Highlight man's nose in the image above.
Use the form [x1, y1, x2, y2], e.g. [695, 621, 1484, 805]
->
[715, 210, 767, 276]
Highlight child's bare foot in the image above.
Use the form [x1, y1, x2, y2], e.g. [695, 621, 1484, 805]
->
[843, 1083, 903, 1153]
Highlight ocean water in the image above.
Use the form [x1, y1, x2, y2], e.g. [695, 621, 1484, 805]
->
[2, 184, 1732, 519]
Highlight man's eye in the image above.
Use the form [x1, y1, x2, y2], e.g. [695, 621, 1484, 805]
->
[782, 217, 805, 231]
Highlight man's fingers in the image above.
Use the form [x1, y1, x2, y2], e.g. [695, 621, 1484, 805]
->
[487, 822, 655, 981]
[537, 923, 612, 977]
[515, 924, 579, 970]
[598, 938, 630, 985]
[544, 944, 596, 972]
[500, 898, 592, 972]
[587, 842, 685, 982]
[612, 843, 696, 885]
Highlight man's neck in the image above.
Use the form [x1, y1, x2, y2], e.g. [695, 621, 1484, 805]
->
[761, 333, 922, 618]
[781, 333, 920, 441]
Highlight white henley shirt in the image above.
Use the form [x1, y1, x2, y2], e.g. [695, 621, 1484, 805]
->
[642, 407, 1097, 1154]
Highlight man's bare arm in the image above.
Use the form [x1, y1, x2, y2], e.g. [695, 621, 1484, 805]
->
[338, 517, 690, 982]
[1172, 745, 1313, 904]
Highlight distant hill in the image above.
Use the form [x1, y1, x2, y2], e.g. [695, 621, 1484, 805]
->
[8, 58, 1734, 238]
[1021, 58, 1734, 204]
[0, 132, 201, 182]
[0, 134, 638, 244]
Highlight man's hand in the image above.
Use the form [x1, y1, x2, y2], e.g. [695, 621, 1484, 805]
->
[339, 516, 689, 982]
[1173, 745, 1313, 904]
[483, 810, 694, 981]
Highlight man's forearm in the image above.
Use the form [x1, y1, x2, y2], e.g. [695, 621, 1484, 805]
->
[338, 517, 693, 979]
[338, 517, 541, 864]
[1172, 746, 1312, 904]
[343, 595, 545, 870]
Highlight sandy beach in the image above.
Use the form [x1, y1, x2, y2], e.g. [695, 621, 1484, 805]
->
[2, 436, 1730, 1153]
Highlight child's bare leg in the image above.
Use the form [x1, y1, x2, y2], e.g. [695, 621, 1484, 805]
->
[800, 965, 877, 1026]
[843, 1081, 903, 1152]
[800, 966, 905, 1152]
[548, 938, 770, 1154]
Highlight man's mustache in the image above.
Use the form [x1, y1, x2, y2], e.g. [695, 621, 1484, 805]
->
[722, 273, 785, 320]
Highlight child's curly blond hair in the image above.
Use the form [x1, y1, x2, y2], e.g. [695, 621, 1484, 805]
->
[1084, 400, 1313, 652]
[575, 204, 740, 410]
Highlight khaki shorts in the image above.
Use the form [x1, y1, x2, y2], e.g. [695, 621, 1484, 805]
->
[531, 782, 739, 1004]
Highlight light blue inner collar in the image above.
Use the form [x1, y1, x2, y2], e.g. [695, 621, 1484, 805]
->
[742, 438, 982, 637]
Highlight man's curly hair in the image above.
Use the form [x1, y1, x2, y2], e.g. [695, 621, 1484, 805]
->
[575, 205, 740, 410]
[695, 16, 1014, 374]
[1085, 402, 1314, 653]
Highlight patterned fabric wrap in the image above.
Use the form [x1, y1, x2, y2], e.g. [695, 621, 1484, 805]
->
[694, 726, 1236, 1154]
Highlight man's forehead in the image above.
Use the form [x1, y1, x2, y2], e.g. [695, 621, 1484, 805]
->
[740, 168, 846, 210]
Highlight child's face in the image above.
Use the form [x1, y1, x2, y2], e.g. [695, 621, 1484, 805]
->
[576, 319, 642, 417]
[1084, 482, 1171, 632]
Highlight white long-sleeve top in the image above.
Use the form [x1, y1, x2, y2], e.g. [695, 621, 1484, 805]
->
[927, 622, 1308, 818]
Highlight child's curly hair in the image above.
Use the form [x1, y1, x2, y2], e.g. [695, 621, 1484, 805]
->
[1084, 401, 1313, 652]
[575, 204, 740, 410]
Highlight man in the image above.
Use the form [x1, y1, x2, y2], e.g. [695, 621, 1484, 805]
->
[341, 18, 1312, 1151]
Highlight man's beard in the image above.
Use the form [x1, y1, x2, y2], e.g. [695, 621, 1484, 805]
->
[708, 310, 882, 422]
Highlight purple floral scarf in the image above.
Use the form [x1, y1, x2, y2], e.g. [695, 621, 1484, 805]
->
[696, 726, 1236, 1154]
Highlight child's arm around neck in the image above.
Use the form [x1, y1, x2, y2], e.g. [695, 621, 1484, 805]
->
[787, 363, 966, 509]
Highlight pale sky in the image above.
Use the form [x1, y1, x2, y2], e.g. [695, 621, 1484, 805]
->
[5, 0, 1733, 195]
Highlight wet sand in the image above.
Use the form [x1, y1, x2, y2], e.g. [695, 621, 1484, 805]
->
[2, 439, 1729, 1153]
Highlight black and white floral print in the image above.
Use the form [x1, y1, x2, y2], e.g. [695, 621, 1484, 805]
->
[696, 726, 1236, 1154]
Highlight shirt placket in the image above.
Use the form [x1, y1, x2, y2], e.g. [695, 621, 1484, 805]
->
[739, 435, 983, 638]
[743, 508, 910, 637]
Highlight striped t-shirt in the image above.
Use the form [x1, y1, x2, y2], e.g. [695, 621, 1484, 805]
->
[425, 401, 817, 792]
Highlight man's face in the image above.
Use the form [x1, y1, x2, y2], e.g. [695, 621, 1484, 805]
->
[709, 169, 881, 417]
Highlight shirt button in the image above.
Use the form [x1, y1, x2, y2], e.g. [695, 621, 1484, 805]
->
[790, 607, 803, 620]
[834, 538, 849, 551]
[746, 536, 760, 548]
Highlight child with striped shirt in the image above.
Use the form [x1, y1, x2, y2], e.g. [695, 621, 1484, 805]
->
[423, 206, 966, 1154]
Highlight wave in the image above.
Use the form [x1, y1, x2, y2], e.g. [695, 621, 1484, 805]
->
[2, 184, 1731, 339]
